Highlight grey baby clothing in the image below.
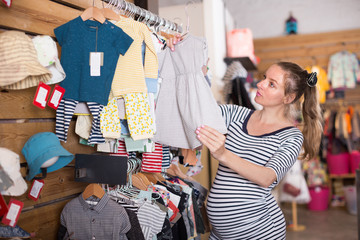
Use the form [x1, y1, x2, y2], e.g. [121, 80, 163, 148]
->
[154, 34, 227, 149]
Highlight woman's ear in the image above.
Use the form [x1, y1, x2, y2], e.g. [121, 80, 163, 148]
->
[284, 93, 296, 104]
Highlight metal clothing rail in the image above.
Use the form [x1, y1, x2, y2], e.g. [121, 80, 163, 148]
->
[103, 0, 183, 33]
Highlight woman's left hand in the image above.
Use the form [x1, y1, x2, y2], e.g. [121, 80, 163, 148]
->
[196, 125, 227, 162]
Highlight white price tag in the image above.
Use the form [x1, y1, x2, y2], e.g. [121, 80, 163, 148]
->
[49, 89, 62, 108]
[36, 87, 48, 107]
[29, 180, 44, 198]
[90, 52, 101, 76]
[6, 203, 20, 227]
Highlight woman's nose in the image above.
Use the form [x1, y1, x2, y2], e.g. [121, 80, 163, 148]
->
[257, 80, 265, 89]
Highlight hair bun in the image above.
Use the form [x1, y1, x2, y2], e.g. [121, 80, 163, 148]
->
[307, 72, 317, 87]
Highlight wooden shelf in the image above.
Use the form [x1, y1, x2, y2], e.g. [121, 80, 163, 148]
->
[329, 173, 355, 179]
[224, 57, 258, 71]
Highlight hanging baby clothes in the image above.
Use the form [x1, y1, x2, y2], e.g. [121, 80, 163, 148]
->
[221, 61, 248, 103]
[327, 50, 360, 89]
[54, 16, 133, 144]
[162, 146, 171, 171]
[141, 142, 163, 173]
[100, 97, 122, 139]
[154, 34, 227, 149]
[102, 17, 158, 140]
[137, 200, 167, 240]
[56, 98, 105, 144]
[123, 92, 154, 140]
[125, 208, 146, 240]
[75, 115, 92, 139]
[58, 193, 131, 240]
[110, 17, 158, 97]
[54, 16, 133, 106]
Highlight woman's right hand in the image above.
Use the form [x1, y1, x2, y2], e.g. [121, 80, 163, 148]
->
[196, 125, 228, 163]
[166, 34, 183, 51]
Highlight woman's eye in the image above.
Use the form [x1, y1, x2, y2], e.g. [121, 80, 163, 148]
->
[263, 75, 266, 79]
[269, 82, 274, 87]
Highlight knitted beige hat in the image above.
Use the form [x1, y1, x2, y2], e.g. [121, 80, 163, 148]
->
[0, 31, 51, 90]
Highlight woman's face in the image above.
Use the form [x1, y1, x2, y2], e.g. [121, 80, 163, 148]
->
[254, 64, 288, 107]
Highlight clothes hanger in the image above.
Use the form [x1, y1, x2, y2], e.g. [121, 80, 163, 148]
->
[168, 163, 189, 180]
[101, 0, 120, 21]
[166, 167, 176, 177]
[153, 172, 166, 182]
[137, 8, 145, 22]
[141, 172, 158, 184]
[82, 183, 105, 200]
[135, 172, 153, 186]
[131, 174, 148, 191]
[159, 20, 175, 39]
[181, 1, 195, 38]
[128, 3, 137, 19]
[116, 158, 142, 197]
[172, 17, 183, 34]
[154, 16, 163, 34]
[80, 0, 106, 23]
[113, 0, 128, 18]
[147, 11, 156, 29]
[129, 158, 149, 191]
[341, 42, 348, 53]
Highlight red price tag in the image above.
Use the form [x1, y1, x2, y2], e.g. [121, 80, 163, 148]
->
[27, 179, 44, 201]
[33, 82, 51, 109]
[48, 84, 65, 110]
[0, 194, 8, 217]
[1, 198, 23, 227]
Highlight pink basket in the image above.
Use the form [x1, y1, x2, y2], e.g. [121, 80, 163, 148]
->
[350, 151, 360, 174]
[326, 152, 350, 174]
[308, 187, 329, 211]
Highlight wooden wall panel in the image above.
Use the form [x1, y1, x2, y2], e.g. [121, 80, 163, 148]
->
[254, 29, 360, 51]
[254, 29, 360, 77]
[4, 167, 86, 208]
[18, 200, 72, 239]
[0, 120, 94, 159]
[0, 0, 81, 36]
[0, 88, 55, 119]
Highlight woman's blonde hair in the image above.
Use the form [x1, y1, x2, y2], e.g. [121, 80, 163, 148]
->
[277, 62, 323, 160]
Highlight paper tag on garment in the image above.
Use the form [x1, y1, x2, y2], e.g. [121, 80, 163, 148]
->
[33, 82, 51, 109]
[28, 179, 44, 201]
[2, 199, 23, 227]
[48, 85, 65, 110]
[90, 52, 103, 76]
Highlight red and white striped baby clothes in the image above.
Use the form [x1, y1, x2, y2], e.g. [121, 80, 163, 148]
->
[112, 139, 128, 157]
[141, 143, 163, 173]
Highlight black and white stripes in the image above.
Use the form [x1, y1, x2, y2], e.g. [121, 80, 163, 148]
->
[55, 98, 105, 144]
[207, 105, 303, 240]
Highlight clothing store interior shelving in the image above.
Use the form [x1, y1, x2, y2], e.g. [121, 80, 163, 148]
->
[0, 0, 359, 239]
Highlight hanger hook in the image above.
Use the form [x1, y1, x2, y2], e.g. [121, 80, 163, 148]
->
[184, 1, 196, 33]
[173, 17, 183, 33]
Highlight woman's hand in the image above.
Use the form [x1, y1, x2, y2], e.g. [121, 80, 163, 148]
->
[166, 34, 183, 51]
[201, 58, 210, 76]
[196, 125, 227, 163]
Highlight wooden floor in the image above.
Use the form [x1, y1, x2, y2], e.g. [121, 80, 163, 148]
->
[282, 203, 358, 240]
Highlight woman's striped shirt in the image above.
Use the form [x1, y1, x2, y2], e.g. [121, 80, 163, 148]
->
[207, 105, 303, 240]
